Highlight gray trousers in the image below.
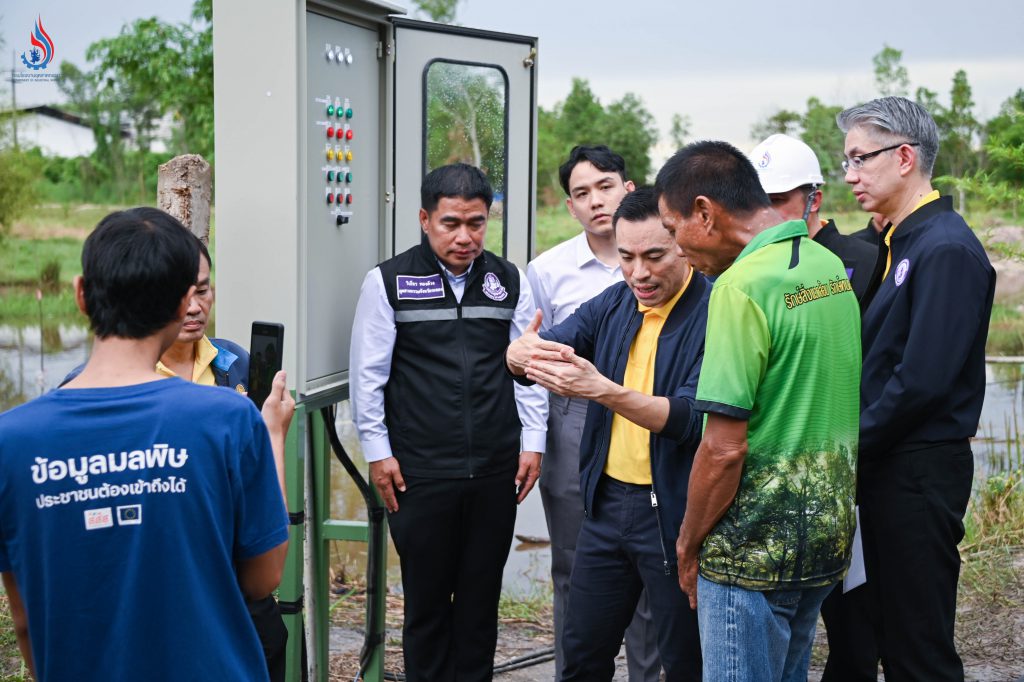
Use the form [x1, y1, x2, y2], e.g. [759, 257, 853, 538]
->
[540, 394, 661, 681]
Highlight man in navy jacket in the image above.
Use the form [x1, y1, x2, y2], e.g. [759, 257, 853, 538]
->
[508, 188, 706, 681]
[836, 96, 996, 681]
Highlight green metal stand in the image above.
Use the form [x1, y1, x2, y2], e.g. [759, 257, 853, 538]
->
[280, 391, 388, 682]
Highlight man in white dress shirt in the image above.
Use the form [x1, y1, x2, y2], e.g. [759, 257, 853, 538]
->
[527, 146, 661, 681]
[349, 164, 547, 681]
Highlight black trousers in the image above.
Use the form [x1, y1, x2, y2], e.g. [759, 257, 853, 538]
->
[855, 442, 973, 682]
[561, 476, 701, 682]
[247, 595, 289, 682]
[387, 472, 517, 682]
[819, 581, 878, 680]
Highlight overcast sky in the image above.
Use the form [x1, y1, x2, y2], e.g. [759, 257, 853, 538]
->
[4, 0, 1023, 157]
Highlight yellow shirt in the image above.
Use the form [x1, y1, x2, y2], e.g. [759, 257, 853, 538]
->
[881, 190, 940, 281]
[604, 271, 692, 484]
[156, 335, 219, 386]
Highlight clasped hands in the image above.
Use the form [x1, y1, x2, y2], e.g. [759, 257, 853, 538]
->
[507, 310, 608, 401]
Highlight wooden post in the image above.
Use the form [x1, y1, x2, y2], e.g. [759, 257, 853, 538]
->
[156, 154, 212, 244]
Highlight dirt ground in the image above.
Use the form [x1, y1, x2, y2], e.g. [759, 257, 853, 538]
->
[327, 547, 1024, 681]
[984, 225, 1024, 303]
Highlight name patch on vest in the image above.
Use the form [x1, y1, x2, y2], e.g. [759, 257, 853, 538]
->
[397, 274, 445, 300]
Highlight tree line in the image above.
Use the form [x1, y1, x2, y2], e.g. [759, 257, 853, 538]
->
[750, 45, 1023, 217]
[1, 1, 1021, 234]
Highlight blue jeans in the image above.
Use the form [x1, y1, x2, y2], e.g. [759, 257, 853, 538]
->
[697, 575, 835, 682]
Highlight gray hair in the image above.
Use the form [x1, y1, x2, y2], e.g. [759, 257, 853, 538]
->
[836, 96, 939, 176]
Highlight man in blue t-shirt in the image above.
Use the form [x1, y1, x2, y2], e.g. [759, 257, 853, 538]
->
[0, 207, 293, 681]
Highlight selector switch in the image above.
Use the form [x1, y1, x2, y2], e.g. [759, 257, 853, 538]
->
[337, 215, 350, 226]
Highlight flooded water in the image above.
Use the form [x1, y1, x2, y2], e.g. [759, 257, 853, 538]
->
[3, 323, 1022, 593]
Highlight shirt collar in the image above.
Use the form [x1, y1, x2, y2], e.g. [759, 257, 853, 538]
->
[575, 233, 620, 272]
[155, 335, 218, 380]
[914, 189, 941, 212]
[637, 267, 693, 318]
[437, 258, 473, 283]
[735, 220, 809, 264]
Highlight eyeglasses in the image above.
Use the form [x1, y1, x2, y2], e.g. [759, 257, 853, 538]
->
[842, 142, 919, 173]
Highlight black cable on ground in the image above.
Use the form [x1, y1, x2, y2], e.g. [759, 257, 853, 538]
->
[378, 647, 557, 680]
[322, 404, 387, 678]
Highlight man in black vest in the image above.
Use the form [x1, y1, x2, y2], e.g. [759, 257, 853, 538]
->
[349, 163, 546, 681]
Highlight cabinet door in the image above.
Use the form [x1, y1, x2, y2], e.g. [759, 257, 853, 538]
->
[392, 18, 537, 268]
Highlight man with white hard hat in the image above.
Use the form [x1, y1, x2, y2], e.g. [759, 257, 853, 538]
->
[750, 134, 880, 304]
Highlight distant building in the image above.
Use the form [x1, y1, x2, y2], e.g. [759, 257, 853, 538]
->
[0, 105, 171, 157]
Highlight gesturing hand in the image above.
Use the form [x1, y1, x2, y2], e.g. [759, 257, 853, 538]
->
[525, 347, 609, 400]
[506, 310, 574, 375]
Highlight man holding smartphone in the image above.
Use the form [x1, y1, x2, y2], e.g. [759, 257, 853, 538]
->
[1, 207, 293, 681]
[60, 235, 289, 681]
[350, 163, 547, 681]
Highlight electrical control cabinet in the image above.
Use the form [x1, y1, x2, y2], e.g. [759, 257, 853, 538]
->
[214, 0, 537, 400]
[303, 12, 382, 392]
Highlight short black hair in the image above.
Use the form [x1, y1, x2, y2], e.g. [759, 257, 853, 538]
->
[196, 237, 212, 273]
[420, 163, 493, 214]
[559, 145, 627, 196]
[81, 207, 200, 339]
[612, 186, 659, 230]
[655, 141, 771, 217]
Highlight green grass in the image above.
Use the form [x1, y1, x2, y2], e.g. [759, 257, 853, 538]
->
[0, 288, 81, 325]
[497, 578, 554, 624]
[11, 203, 123, 235]
[0, 238, 83, 287]
[535, 204, 582, 255]
[0, 595, 30, 681]
[988, 303, 1024, 356]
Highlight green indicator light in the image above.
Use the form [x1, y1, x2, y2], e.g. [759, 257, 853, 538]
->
[346, 108, 353, 119]
[327, 105, 334, 117]
[327, 170, 335, 182]
[346, 172, 353, 182]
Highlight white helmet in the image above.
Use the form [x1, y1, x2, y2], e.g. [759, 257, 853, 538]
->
[749, 134, 824, 193]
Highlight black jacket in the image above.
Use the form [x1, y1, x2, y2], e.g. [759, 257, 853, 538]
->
[379, 242, 522, 478]
[541, 276, 710, 569]
[814, 219, 882, 309]
[860, 197, 995, 457]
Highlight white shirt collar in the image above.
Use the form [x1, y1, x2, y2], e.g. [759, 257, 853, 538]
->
[574, 232, 618, 271]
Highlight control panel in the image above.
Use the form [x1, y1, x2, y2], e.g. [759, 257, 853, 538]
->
[303, 12, 381, 392]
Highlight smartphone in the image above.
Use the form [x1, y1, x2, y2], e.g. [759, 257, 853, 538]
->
[248, 322, 284, 408]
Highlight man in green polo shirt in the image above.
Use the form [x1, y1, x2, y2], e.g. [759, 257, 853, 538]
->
[656, 141, 861, 681]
